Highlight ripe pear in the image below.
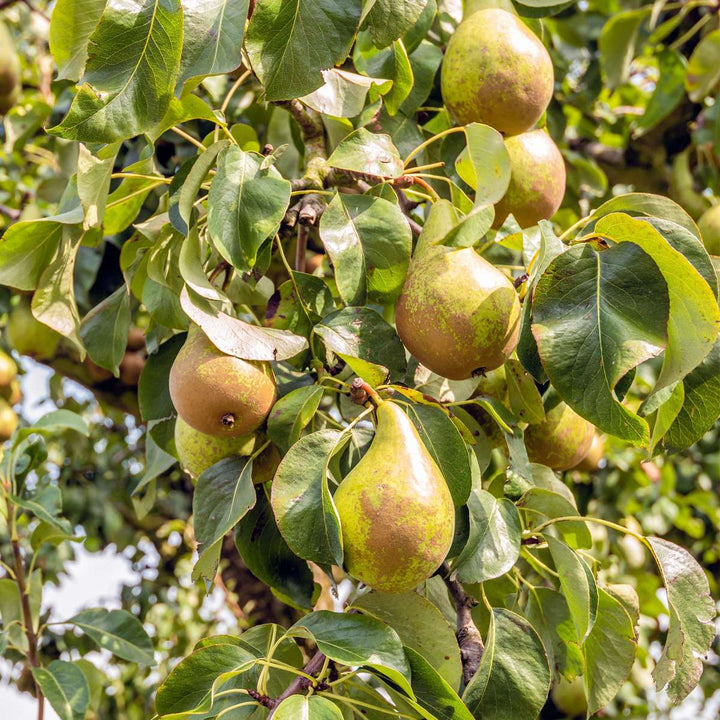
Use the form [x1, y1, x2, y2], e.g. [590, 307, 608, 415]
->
[698, 204, 720, 256]
[0, 379, 21, 405]
[174, 416, 255, 480]
[551, 676, 587, 718]
[6, 298, 61, 360]
[0, 398, 18, 440]
[0, 350, 17, 387]
[169, 325, 276, 437]
[441, 9, 554, 136]
[333, 400, 455, 593]
[494, 130, 566, 228]
[576, 433, 605, 472]
[0, 22, 20, 116]
[396, 229, 521, 380]
[524, 401, 594, 471]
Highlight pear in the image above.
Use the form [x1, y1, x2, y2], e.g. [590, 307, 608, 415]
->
[169, 325, 276, 437]
[0, 350, 17, 387]
[551, 676, 587, 718]
[698, 204, 720, 256]
[441, 9, 554, 136]
[396, 204, 521, 381]
[524, 401, 594, 471]
[0, 22, 20, 116]
[6, 298, 61, 360]
[576, 434, 605, 472]
[0, 379, 21, 405]
[174, 416, 255, 480]
[0, 398, 18, 440]
[494, 130, 566, 228]
[333, 400, 455, 593]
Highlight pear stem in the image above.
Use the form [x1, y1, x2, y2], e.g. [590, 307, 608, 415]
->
[349, 378, 383, 407]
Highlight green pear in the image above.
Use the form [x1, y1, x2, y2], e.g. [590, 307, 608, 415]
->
[441, 9, 554, 136]
[169, 325, 276, 437]
[333, 400, 455, 593]
[174, 416, 255, 480]
[698, 204, 720, 256]
[0, 22, 20, 116]
[6, 298, 61, 360]
[0, 398, 18, 440]
[494, 130, 566, 228]
[576, 433, 605, 472]
[0, 350, 17, 387]
[396, 203, 521, 381]
[551, 676, 587, 718]
[524, 401, 594, 471]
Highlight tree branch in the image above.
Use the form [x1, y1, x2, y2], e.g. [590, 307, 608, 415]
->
[441, 562, 484, 686]
[266, 649, 327, 717]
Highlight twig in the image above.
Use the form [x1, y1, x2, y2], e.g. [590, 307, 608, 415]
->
[295, 224, 308, 273]
[266, 650, 327, 717]
[440, 562, 484, 686]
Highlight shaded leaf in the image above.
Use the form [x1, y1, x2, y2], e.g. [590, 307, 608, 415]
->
[32, 661, 90, 720]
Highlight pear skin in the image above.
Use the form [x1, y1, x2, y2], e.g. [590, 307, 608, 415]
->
[396, 246, 521, 381]
[0, 22, 20, 116]
[494, 130, 566, 228]
[524, 402, 594, 471]
[169, 325, 277, 437]
[6, 299, 61, 360]
[441, 9, 554, 136]
[0, 351, 17, 387]
[333, 401, 455, 593]
[0, 398, 18, 440]
[698, 204, 720, 256]
[174, 416, 255, 480]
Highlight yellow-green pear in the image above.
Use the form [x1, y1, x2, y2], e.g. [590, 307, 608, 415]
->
[441, 9, 554, 136]
[396, 204, 521, 381]
[333, 400, 455, 594]
[551, 676, 587, 718]
[524, 401, 594, 471]
[0, 398, 18, 440]
[698, 204, 720, 256]
[576, 433, 605, 472]
[6, 298, 61, 360]
[0, 350, 17, 387]
[0, 22, 20, 116]
[494, 130, 566, 228]
[174, 416, 255, 480]
[169, 325, 276, 437]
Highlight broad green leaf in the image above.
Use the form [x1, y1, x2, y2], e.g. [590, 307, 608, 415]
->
[10, 486, 73, 534]
[32, 660, 89, 720]
[302, 69, 392, 118]
[380, 40, 414, 116]
[505, 358, 544, 424]
[134, 423, 177, 495]
[194, 457, 256, 564]
[405, 403, 471, 506]
[0, 573, 42, 651]
[455, 123, 510, 205]
[648, 537, 716, 703]
[649, 381, 684, 452]
[265, 272, 335, 339]
[274, 694, 344, 720]
[686, 29, 720, 101]
[267, 385, 325, 454]
[634, 49, 686, 136]
[271, 430, 345, 565]
[595, 214, 720, 397]
[532, 242, 669, 444]
[319, 193, 412, 306]
[31, 409, 90, 436]
[289, 610, 413, 696]
[400, 40, 442, 115]
[545, 535, 598, 643]
[235, 488, 317, 610]
[208, 146, 291, 272]
[104, 152, 159, 234]
[177, 0, 248, 88]
[49, 0, 107, 80]
[178, 227, 231, 305]
[598, 8, 648, 89]
[69, 608, 155, 665]
[80, 285, 131, 375]
[453, 489, 521, 582]
[363, 0, 428, 48]
[314, 307, 407, 384]
[138, 333, 185, 421]
[518, 487, 591, 549]
[30, 521, 81, 551]
[50, 0, 184, 142]
[352, 592, 462, 688]
[463, 608, 550, 720]
[327, 127, 403, 179]
[583, 588, 637, 715]
[76, 142, 119, 228]
[149, 94, 218, 141]
[245, 0, 361, 101]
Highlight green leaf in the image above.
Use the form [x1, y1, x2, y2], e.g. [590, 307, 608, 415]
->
[104, 152, 159, 234]
[518, 488, 591, 549]
[583, 587, 637, 715]
[246, 0, 361, 101]
[598, 8, 648, 89]
[352, 592, 462, 688]
[79, 285, 131, 375]
[302, 69, 392, 118]
[648, 537, 716, 703]
[0, 573, 42, 652]
[267, 385, 325, 454]
[235, 488, 317, 610]
[177, 0, 248, 88]
[595, 214, 720, 398]
[76, 142, 119, 228]
[455, 123, 511, 205]
[150, 94, 218, 141]
[138, 333, 185, 421]
[208, 146, 291, 272]
[363, 0, 428, 48]
[404, 403, 471, 506]
[319, 193, 412, 306]
[532, 242, 669, 444]
[274, 694, 344, 720]
[289, 610, 413, 696]
[545, 535, 598, 643]
[68, 608, 155, 665]
[453, 489, 521, 583]
[463, 608, 550, 720]
[271, 430, 345, 565]
[32, 660, 90, 720]
[31, 409, 90, 436]
[193, 457, 257, 559]
[505, 358, 544, 424]
[686, 29, 720, 101]
[49, 0, 107, 80]
[50, 0, 184, 142]
[314, 307, 407, 385]
[649, 381, 684, 452]
[633, 49, 686, 136]
[380, 40, 414, 116]
[327, 127, 403, 179]
[10, 486, 73, 534]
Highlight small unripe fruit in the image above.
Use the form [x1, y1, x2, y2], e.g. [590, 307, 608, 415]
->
[119, 352, 145, 386]
[6, 298, 61, 360]
[698, 204, 720, 256]
[0, 350, 17, 387]
[551, 676, 587, 718]
[0, 398, 18, 440]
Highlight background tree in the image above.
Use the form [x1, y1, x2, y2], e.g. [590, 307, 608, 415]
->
[0, 0, 719, 719]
